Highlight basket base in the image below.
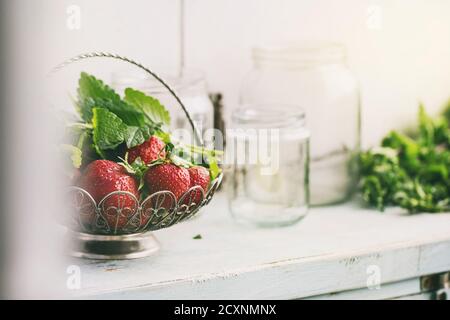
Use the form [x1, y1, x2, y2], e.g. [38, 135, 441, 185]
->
[68, 231, 160, 260]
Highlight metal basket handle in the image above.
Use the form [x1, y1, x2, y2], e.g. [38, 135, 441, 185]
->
[50, 52, 203, 146]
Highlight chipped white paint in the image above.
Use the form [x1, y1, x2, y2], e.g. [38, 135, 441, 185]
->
[71, 193, 450, 299]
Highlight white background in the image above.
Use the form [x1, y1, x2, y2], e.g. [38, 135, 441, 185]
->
[42, 0, 450, 147]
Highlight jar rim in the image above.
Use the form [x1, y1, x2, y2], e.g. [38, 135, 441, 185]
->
[232, 104, 306, 128]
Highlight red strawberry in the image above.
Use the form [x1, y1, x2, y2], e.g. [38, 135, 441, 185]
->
[144, 163, 190, 209]
[78, 160, 139, 231]
[187, 166, 210, 204]
[127, 136, 165, 164]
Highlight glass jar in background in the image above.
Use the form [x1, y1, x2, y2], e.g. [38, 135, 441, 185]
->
[227, 105, 309, 227]
[112, 70, 214, 146]
[240, 43, 360, 205]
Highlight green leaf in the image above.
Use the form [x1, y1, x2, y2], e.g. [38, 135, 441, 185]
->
[92, 107, 127, 151]
[418, 103, 435, 147]
[207, 153, 221, 180]
[77, 73, 148, 127]
[78, 72, 121, 103]
[76, 130, 89, 150]
[209, 158, 222, 180]
[124, 88, 171, 127]
[155, 130, 172, 144]
[78, 72, 122, 121]
[85, 97, 147, 127]
[118, 155, 149, 191]
[359, 101, 450, 214]
[382, 131, 420, 173]
[124, 126, 152, 149]
[92, 108, 156, 154]
[61, 144, 82, 169]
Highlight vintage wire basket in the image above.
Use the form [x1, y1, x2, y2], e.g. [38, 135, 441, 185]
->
[52, 52, 223, 259]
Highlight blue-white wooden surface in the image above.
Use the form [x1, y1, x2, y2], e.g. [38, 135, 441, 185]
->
[70, 193, 450, 299]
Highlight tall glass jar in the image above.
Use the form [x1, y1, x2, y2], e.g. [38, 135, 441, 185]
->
[227, 105, 310, 227]
[240, 43, 360, 205]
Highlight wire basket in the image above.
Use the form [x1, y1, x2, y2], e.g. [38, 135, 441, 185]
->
[67, 175, 222, 235]
[53, 52, 223, 259]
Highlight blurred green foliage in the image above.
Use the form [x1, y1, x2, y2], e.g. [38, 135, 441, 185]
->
[359, 100, 450, 213]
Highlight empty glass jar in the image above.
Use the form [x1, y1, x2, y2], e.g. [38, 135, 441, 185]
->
[227, 105, 309, 227]
[240, 43, 360, 205]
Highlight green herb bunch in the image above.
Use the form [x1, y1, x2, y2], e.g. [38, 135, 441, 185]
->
[359, 101, 450, 213]
[62, 72, 221, 181]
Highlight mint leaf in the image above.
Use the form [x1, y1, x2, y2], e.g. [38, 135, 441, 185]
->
[124, 88, 171, 127]
[78, 73, 148, 127]
[78, 72, 122, 121]
[92, 108, 127, 151]
[78, 72, 121, 103]
[86, 97, 147, 127]
[155, 130, 171, 144]
[125, 125, 152, 149]
[92, 108, 155, 154]
[61, 144, 82, 169]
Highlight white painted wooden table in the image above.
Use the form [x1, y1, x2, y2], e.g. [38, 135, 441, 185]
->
[73, 193, 450, 299]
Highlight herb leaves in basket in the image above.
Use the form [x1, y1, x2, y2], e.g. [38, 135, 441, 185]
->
[359, 100, 450, 213]
[64, 72, 221, 206]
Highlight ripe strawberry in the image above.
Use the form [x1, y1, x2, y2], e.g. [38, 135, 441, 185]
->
[144, 163, 190, 209]
[78, 160, 139, 231]
[127, 136, 165, 164]
[187, 166, 210, 204]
